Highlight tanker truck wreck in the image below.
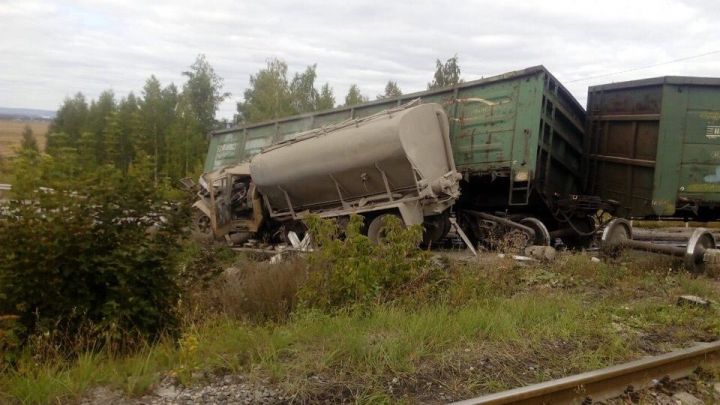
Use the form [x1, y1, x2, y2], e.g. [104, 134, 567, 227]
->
[194, 102, 461, 245]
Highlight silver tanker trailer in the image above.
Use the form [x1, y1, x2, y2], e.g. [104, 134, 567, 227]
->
[193, 102, 461, 245]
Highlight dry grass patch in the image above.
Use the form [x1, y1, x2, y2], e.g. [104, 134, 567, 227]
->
[0, 119, 48, 157]
[201, 257, 307, 322]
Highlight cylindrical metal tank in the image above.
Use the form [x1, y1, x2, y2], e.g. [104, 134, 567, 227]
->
[250, 103, 457, 217]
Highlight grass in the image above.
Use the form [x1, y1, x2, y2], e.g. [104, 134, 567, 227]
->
[0, 119, 49, 158]
[2, 251, 720, 404]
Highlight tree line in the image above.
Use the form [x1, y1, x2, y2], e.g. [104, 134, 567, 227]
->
[34, 55, 227, 184]
[19, 54, 461, 184]
[235, 54, 461, 124]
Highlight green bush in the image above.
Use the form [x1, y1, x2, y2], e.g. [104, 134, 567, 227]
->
[0, 150, 189, 358]
[177, 242, 235, 291]
[298, 214, 437, 311]
[0, 315, 23, 369]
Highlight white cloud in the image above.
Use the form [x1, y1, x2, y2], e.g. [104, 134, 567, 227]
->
[0, 0, 719, 119]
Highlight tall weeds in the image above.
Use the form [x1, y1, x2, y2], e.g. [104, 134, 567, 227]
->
[298, 214, 441, 311]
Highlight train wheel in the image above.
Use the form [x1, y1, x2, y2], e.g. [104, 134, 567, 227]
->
[367, 213, 405, 244]
[685, 228, 716, 273]
[600, 218, 632, 258]
[519, 217, 551, 246]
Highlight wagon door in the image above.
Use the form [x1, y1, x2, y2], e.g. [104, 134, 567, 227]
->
[587, 85, 662, 218]
[676, 84, 720, 209]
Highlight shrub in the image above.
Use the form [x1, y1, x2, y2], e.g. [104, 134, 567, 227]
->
[0, 315, 23, 369]
[298, 214, 437, 311]
[0, 150, 189, 359]
[177, 242, 236, 291]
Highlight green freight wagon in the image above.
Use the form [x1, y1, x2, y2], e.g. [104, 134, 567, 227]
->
[587, 76, 720, 220]
[204, 65, 605, 245]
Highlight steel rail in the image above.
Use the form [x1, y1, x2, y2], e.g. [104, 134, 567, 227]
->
[451, 340, 720, 405]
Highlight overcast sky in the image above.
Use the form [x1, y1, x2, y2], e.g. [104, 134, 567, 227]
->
[1, 0, 719, 119]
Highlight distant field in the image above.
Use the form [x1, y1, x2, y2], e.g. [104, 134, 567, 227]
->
[0, 119, 49, 157]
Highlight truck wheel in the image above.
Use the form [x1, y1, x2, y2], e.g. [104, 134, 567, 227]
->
[191, 210, 214, 242]
[422, 211, 450, 246]
[367, 213, 404, 244]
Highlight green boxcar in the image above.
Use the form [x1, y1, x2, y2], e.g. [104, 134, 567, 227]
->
[587, 76, 720, 219]
[205, 66, 589, 227]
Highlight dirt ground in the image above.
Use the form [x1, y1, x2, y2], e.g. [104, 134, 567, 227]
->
[0, 119, 49, 157]
[605, 370, 720, 404]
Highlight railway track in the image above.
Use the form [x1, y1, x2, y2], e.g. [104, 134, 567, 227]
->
[451, 340, 720, 405]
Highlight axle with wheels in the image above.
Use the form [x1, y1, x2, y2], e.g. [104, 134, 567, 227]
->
[601, 218, 720, 273]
